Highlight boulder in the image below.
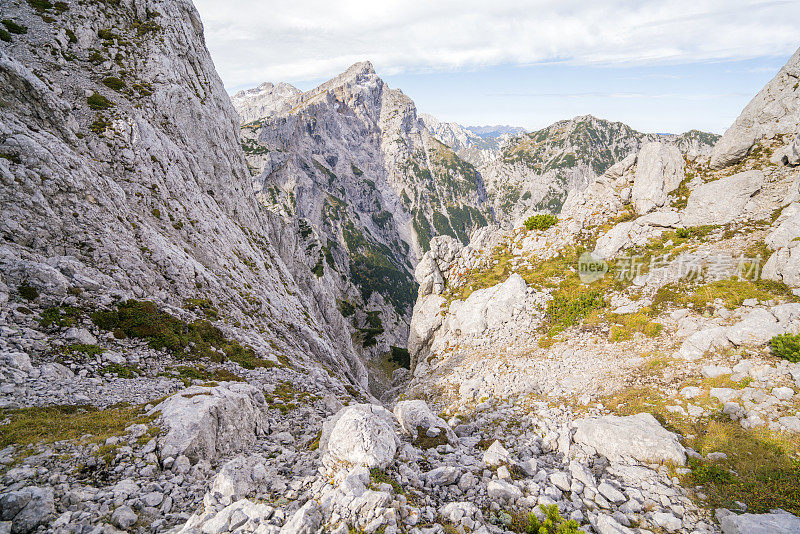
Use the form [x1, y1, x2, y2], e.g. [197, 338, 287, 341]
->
[710, 47, 800, 169]
[320, 404, 398, 469]
[407, 294, 446, 371]
[631, 143, 684, 214]
[763, 241, 800, 287]
[765, 203, 800, 250]
[486, 480, 522, 501]
[0, 487, 54, 534]
[573, 413, 686, 465]
[676, 327, 731, 360]
[393, 400, 456, 444]
[280, 500, 322, 534]
[482, 441, 512, 467]
[446, 273, 528, 335]
[64, 327, 97, 345]
[681, 170, 763, 226]
[111, 506, 138, 530]
[726, 308, 784, 346]
[152, 382, 269, 463]
[719, 508, 800, 534]
[207, 454, 269, 506]
[38, 362, 74, 380]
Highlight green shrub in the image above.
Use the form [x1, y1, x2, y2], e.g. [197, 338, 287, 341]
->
[101, 363, 140, 378]
[18, 282, 39, 301]
[63, 344, 105, 356]
[0, 29, 11, 42]
[770, 333, 800, 363]
[27, 0, 53, 11]
[2, 19, 28, 34]
[547, 290, 605, 333]
[676, 228, 690, 238]
[87, 92, 113, 110]
[524, 214, 558, 231]
[102, 76, 125, 91]
[389, 346, 410, 369]
[521, 504, 580, 534]
[39, 306, 81, 328]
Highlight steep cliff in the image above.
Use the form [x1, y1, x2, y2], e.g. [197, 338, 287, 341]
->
[0, 0, 367, 384]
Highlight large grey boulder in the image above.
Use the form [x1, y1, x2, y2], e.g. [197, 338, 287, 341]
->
[766, 203, 800, 250]
[393, 400, 456, 444]
[681, 170, 763, 226]
[762, 203, 800, 287]
[631, 143, 684, 214]
[710, 47, 800, 169]
[763, 243, 800, 287]
[718, 509, 800, 534]
[320, 404, 399, 469]
[280, 499, 323, 534]
[446, 273, 528, 335]
[726, 308, 786, 346]
[152, 382, 269, 464]
[573, 413, 686, 465]
[0, 487, 55, 534]
[206, 454, 270, 507]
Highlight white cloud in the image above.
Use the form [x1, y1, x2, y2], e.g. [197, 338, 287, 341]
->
[193, 0, 800, 90]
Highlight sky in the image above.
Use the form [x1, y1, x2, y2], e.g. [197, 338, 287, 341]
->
[193, 0, 800, 134]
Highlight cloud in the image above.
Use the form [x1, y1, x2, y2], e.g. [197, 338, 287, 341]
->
[193, 0, 800, 90]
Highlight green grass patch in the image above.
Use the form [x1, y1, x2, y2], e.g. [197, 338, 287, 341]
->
[63, 344, 105, 356]
[100, 363, 140, 378]
[607, 312, 663, 342]
[547, 290, 605, 335]
[370, 467, 404, 494]
[685, 419, 800, 515]
[90, 300, 276, 369]
[101, 76, 125, 91]
[0, 404, 156, 448]
[652, 278, 798, 313]
[18, 282, 39, 301]
[39, 306, 81, 328]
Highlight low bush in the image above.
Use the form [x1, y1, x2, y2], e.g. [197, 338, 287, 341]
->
[524, 213, 558, 231]
[770, 333, 800, 363]
[547, 290, 605, 334]
[87, 92, 113, 110]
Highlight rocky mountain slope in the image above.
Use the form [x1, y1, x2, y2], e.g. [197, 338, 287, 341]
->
[480, 116, 720, 223]
[231, 64, 494, 359]
[1, 0, 800, 533]
[419, 115, 525, 167]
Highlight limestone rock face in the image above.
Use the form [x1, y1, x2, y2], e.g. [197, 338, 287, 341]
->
[631, 143, 684, 215]
[762, 202, 800, 287]
[320, 404, 399, 469]
[711, 47, 800, 169]
[681, 171, 763, 226]
[718, 509, 800, 534]
[0, 0, 368, 386]
[573, 413, 687, 465]
[152, 382, 269, 464]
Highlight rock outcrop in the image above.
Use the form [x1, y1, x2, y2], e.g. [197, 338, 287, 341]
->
[572, 413, 687, 465]
[681, 170, 764, 226]
[320, 404, 399, 469]
[152, 382, 269, 464]
[631, 143, 684, 214]
[710, 47, 800, 169]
